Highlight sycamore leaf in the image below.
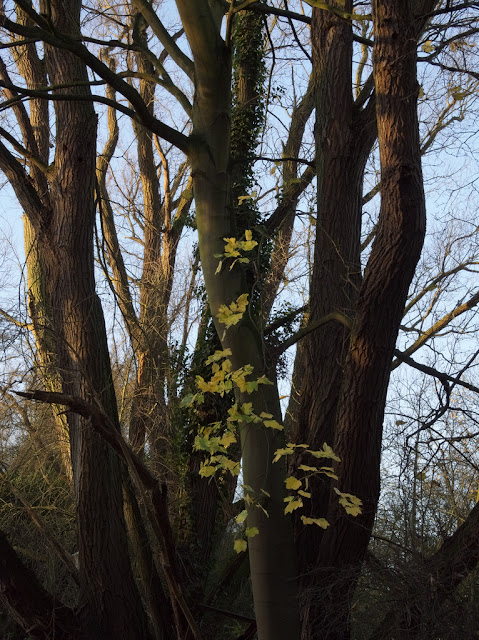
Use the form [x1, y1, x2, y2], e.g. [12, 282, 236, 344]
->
[236, 509, 248, 524]
[219, 431, 236, 449]
[285, 476, 302, 491]
[234, 539, 247, 553]
[241, 402, 253, 415]
[421, 40, 435, 53]
[240, 239, 258, 252]
[245, 527, 259, 538]
[263, 419, 283, 430]
[199, 464, 217, 478]
[256, 503, 269, 517]
[284, 498, 303, 514]
[298, 490, 311, 498]
[307, 443, 341, 462]
[301, 516, 329, 529]
[319, 467, 339, 480]
[273, 446, 295, 462]
[206, 349, 232, 364]
[298, 464, 318, 473]
[333, 488, 363, 516]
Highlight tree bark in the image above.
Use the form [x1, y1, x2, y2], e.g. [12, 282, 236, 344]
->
[0, 2, 152, 638]
[175, 2, 300, 638]
[303, 1, 427, 638]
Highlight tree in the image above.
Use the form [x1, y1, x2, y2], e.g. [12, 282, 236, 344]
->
[0, 1, 478, 640]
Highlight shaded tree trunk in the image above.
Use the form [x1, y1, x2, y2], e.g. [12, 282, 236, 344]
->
[0, 2, 151, 638]
[300, 1, 430, 638]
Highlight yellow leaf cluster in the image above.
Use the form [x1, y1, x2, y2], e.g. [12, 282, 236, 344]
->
[284, 496, 303, 514]
[334, 488, 362, 517]
[217, 293, 249, 327]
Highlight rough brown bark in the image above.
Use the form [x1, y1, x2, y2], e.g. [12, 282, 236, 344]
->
[0, 2, 151, 638]
[294, 3, 376, 634]
[299, 1, 428, 638]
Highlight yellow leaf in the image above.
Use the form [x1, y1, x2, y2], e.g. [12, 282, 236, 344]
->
[319, 466, 339, 480]
[284, 498, 303, 514]
[298, 490, 311, 498]
[308, 443, 340, 462]
[241, 402, 253, 415]
[334, 488, 363, 516]
[285, 476, 302, 491]
[298, 464, 318, 473]
[260, 412, 273, 419]
[245, 527, 259, 538]
[236, 509, 248, 524]
[421, 40, 435, 53]
[236, 293, 249, 312]
[219, 431, 236, 449]
[273, 446, 295, 462]
[223, 237, 239, 255]
[301, 516, 329, 529]
[240, 239, 258, 252]
[264, 419, 283, 430]
[234, 539, 247, 553]
[206, 349, 232, 364]
[199, 465, 217, 478]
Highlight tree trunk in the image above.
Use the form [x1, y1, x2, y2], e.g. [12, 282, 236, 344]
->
[176, 2, 300, 638]
[304, 1, 428, 638]
[0, 2, 152, 638]
[296, 3, 376, 634]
